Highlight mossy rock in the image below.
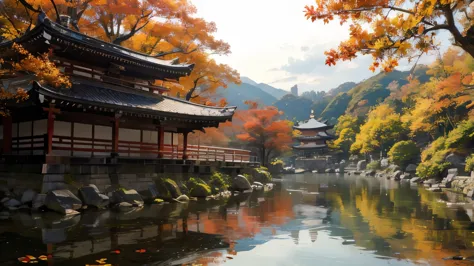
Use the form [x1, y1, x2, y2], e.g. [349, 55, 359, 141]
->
[155, 178, 172, 200]
[190, 183, 211, 198]
[163, 178, 182, 198]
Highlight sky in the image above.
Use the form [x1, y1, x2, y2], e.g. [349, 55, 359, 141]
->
[191, 0, 448, 93]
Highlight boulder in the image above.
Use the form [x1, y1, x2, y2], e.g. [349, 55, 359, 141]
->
[175, 194, 190, 202]
[20, 189, 37, 204]
[325, 168, 335, 173]
[401, 173, 412, 180]
[410, 177, 421, 184]
[140, 184, 160, 202]
[79, 185, 109, 208]
[190, 184, 211, 197]
[392, 170, 403, 181]
[252, 182, 264, 191]
[3, 198, 21, 209]
[163, 179, 182, 199]
[366, 169, 376, 177]
[32, 194, 47, 211]
[380, 158, 389, 168]
[467, 189, 474, 199]
[405, 164, 417, 173]
[445, 153, 466, 168]
[448, 168, 458, 176]
[388, 164, 401, 173]
[231, 175, 251, 191]
[113, 202, 135, 212]
[427, 187, 442, 192]
[111, 189, 144, 207]
[45, 190, 82, 215]
[357, 160, 367, 171]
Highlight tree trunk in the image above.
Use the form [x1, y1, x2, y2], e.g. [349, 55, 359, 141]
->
[261, 147, 266, 167]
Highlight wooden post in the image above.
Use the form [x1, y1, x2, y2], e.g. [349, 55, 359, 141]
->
[182, 131, 188, 160]
[46, 108, 55, 155]
[171, 132, 174, 158]
[2, 116, 12, 154]
[111, 114, 120, 156]
[158, 126, 164, 158]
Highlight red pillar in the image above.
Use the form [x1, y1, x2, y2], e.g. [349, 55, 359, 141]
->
[158, 126, 164, 158]
[2, 116, 12, 154]
[46, 108, 55, 154]
[182, 131, 188, 160]
[112, 116, 120, 155]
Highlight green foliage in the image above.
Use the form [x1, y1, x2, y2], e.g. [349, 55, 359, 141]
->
[270, 159, 284, 166]
[243, 173, 253, 184]
[255, 166, 272, 182]
[187, 177, 211, 197]
[417, 119, 474, 178]
[466, 155, 474, 172]
[388, 140, 420, 168]
[320, 92, 352, 123]
[209, 172, 231, 194]
[367, 161, 381, 170]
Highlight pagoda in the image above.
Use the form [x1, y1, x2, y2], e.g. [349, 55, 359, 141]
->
[0, 13, 249, 165]
[293, 110, 334, 157]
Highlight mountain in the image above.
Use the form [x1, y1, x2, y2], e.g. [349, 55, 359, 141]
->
[241, 76, 289, 100]
[216, 82, 277, 110]
[327, 82, 357, 96]
[274, 94, 314, 122]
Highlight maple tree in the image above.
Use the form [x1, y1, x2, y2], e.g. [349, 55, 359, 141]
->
[0, 43, 71, 116]
[235, 101, 294, 166]
[401, 48, 474, 138]
[350, 104, 405, 155]
[331, 114, 361, 156]
[1, 0, 240, 104]
[304, 0, 474, 72]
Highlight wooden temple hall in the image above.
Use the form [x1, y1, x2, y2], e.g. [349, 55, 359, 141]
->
[0, 14, 252, 166]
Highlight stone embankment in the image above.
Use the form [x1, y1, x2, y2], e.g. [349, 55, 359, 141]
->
[0, 168, 274, 220]
[345, 159, 474, 198]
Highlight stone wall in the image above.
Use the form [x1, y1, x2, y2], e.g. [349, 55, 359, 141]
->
[295, 158, 329, 171]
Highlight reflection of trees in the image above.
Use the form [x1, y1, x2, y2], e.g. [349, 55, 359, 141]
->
[327, 178, 474, 262]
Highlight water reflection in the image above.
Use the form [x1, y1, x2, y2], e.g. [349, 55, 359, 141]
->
[1, 174, 474, 265]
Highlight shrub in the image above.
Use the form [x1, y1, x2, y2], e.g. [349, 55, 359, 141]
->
[366, 161, 381, 170]
[243, 173, 253, 184]
[209, 172, 231, 194]
[417, 119, 474, 179]
[255, 166, 272, 182]
[388, 140, 420, 168]
[466, 154, 474, 172]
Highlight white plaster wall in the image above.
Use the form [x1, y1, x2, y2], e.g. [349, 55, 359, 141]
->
[164, 132, 172, 145]
[18, 121, 32, 137]
[33, 119, 47, 135]
[94, 125, 112, 156]
[119, 128, 140, 157]
[142, 130, 158, 144]
[52, 121, 72, 156]
[74, 122, 92, 157]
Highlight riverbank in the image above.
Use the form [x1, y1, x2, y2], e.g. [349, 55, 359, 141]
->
[0, 166, 275, 220]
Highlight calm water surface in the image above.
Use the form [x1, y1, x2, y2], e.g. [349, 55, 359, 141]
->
[2, 173, 474, 265]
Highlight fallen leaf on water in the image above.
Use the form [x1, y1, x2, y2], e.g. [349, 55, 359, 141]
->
[29, 261, 38, 264]
[226, 256, 234, 259]
[110, 249, 121, 254]
[26, 255, 36, 260]
[38, 255, 48, 261]
[135, 249, 146, 253]
[95, 258, 107, 264]
[18, 257, 30, 263]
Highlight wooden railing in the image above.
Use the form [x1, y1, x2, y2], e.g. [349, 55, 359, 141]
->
[9, 135, 257, 163]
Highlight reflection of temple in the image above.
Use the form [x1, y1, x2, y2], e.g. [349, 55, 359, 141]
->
[293, 110, 334, 158]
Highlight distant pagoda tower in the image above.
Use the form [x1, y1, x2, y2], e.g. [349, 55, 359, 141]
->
[293, 110, 334, 157]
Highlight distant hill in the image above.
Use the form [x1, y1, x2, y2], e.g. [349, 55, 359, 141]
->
[327, 82, 357, 96]
[241, 76, 289, 100]
[274, 94, 314, 122]
[216, 82, 277, 110]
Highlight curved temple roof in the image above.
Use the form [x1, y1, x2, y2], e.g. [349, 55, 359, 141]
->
[32, 81, 236, 122]
[0, 13, 194, 79]
[292, 143, 328, 150]
[293, 118, 333, 130]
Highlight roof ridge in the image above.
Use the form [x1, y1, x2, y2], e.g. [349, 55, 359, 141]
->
[162, 95, 237, 111]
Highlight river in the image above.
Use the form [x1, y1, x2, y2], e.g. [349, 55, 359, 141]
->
[1, 173, 474, 265]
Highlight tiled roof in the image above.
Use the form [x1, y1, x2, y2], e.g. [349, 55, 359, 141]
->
[293, 143, 328, 150]
[34, 81, 236, 120]
[296, 132, 335, 141]
[293, 118, 332, 130]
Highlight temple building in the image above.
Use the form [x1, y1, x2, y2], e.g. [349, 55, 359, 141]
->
[0, 14, 252, 192]
[293, 110, 334, 157]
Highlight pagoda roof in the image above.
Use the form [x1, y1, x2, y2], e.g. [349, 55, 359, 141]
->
[31, 80, 236, 124]
[295, 132, 335, 141]
[293, 118, 333, 130]
[293, 143, 328, 150]
[0, 13, 194, 80]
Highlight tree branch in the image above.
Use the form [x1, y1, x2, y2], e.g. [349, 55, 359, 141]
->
[153, 47, 198, 58]
[49, 0, 61, 23]
[17, 0, 40, 13]
[112, 12, 152, 45]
